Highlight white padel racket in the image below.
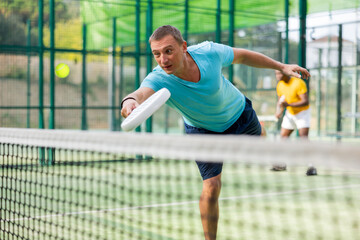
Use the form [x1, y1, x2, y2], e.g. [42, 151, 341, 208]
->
[121, 88, 171, 132]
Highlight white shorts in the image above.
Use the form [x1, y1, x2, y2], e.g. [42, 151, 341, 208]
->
[281, 108, 311, 130]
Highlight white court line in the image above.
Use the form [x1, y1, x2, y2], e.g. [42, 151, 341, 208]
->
[3, 184, 360, 222]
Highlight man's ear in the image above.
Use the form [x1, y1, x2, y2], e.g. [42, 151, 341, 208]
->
[182, 41, 187, 53]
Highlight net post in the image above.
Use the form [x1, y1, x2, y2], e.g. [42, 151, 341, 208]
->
[298, 0, 307, 69]
[228, 0, 234, 83]
[47, 148, 56, 165]
[216, 0, 221, 43]
[81, 24, 88, 130]
[38, 147, 46, 166]
[39, 147, 56, 166]
[284, 0, 289, 64]
[146, 0, 153, 133]
[109, 17, 117, 132]
[184, 0, 189, 42]
[26, 20, 31, 128]
[49, 0, 55, 130]
[336, 24, 343, 140]
[135, 0, 141, 133]
[38, 0, 45, 129]
[118, 47, 124, 131]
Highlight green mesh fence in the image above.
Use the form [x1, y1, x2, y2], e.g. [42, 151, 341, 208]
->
[80, 0, 360, 50]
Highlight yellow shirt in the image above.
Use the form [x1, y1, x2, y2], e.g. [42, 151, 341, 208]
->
[276, 77, 309, 115]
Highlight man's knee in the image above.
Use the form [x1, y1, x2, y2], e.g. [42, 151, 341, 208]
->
[201, 175, 221, 201]
[298, 127, 309, 137]
[260, 124, 267, 137]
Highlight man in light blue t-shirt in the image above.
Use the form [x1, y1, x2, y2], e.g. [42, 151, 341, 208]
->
[121, 25, 310, 240]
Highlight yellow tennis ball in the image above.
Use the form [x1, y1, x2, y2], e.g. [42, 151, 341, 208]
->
[55, 63, 70, 78]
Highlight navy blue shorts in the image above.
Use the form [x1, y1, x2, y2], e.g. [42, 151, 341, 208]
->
[184, 97, 261, 180]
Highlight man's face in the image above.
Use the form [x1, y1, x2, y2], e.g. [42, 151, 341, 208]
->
[150, 35, 186, 75]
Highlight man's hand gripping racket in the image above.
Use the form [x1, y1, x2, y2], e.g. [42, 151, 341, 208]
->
[121, 88, 171, 132]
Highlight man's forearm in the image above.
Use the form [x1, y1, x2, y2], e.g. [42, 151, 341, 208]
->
[121, 87, 155, 106]
[288, 101, 309, 108]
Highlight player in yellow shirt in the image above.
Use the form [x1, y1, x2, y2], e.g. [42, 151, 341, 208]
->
[274, 70, 317, 175]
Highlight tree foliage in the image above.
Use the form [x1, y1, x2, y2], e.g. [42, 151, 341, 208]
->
[0, 12, 38, 46]
[0, 0, 77, 46]
[1, 0, 71, 27]
[0, 13, 25, 45]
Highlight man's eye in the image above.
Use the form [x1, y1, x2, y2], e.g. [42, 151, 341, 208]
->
[166, 49, 172, 54]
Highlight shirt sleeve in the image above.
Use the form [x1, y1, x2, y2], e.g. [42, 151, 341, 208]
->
[140, 71, 162, 92]
[211, 42, 234, 67]
[296, 79, 308, 95]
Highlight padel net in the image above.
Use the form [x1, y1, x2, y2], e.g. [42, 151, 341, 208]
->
[0, 128, 359, 240]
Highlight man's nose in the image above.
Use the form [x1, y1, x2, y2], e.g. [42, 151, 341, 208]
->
[160, 55, 168, 64]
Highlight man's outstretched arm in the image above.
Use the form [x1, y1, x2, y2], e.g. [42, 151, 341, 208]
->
[121, 87, 155, 118]
[232, 48, 310, 79]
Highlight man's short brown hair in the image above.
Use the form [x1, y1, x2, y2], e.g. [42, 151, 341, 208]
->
[149, 25, 184, 45]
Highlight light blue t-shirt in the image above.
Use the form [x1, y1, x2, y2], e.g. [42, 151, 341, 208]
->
[140, 41, 246, 132]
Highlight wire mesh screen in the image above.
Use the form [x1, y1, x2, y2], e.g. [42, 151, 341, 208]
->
[1, 128, 359, 240]
[1, 0, 360, 137]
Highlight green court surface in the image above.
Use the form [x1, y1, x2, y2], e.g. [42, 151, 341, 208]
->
[1, 155, 359, 240]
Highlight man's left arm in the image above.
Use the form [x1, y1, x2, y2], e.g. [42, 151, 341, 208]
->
[282, 93, 309, 108]
[232, 48, 310, 79]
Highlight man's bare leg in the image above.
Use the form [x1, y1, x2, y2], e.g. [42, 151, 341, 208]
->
[199, 173, 222, 240]
[280, 128, 293, 138]
[260, 123, 267, 137]
[271, 128, 293, 171]
[298, 127, 317, 175]
[298, 127, 309, 138]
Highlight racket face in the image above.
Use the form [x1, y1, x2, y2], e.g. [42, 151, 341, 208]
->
[279, 95, 285, 104]
[121, 88, 171, 131]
